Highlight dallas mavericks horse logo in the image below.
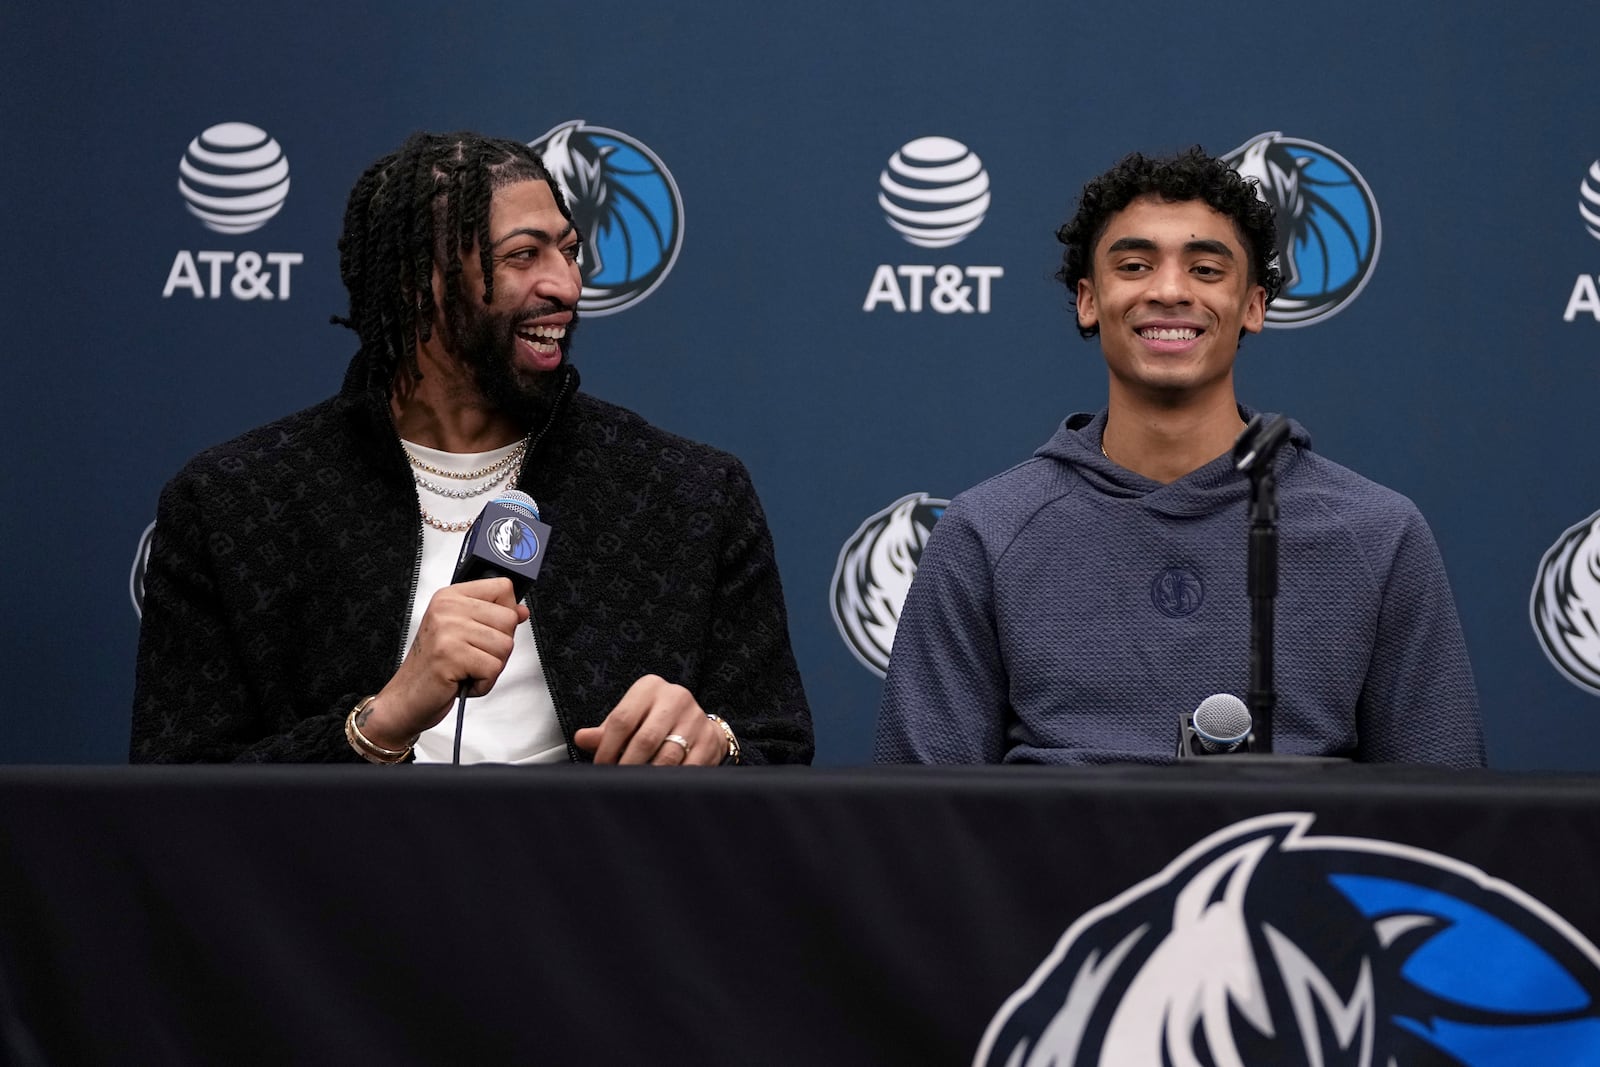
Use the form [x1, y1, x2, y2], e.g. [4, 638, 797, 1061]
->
[1531, 507, 1600, 696]
[831, 492, 948, 676]
[1225, 132, 1381, 329]
[978, 813, 1600, 1066]
[488, 516, 538, 565]
[130, 520, 156, 617]
[531, 120, 684, 316]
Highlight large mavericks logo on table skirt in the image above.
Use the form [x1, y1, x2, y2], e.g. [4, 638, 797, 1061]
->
[977, 813, 1600, 1065]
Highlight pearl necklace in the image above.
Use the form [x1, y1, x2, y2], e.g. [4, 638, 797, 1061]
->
[419, 512, 473, 533]
[418, 498, 505, 533]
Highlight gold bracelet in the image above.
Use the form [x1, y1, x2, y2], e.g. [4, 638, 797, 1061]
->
[345, 697, 412, 764]
[706, 714, 741, 765]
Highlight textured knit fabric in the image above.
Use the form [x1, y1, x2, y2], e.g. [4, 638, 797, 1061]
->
[131, 350, 814, 764]
[874, 408, 1484, 767]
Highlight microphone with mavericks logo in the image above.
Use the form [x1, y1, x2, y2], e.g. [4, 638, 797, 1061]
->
[452, 490, 551, 595]
[446, 490, 552, 763]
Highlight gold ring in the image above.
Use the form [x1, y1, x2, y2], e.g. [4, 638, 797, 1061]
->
[661, 734, 691, 758]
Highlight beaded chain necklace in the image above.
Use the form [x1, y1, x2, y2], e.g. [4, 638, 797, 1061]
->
[404, 439, 528, 533]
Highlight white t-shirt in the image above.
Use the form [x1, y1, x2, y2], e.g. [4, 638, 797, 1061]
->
[401, 439, 567, 765]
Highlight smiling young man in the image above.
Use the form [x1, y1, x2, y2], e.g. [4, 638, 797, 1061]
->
[132, 131, 812, 766]
[874, 147, 1483, 767]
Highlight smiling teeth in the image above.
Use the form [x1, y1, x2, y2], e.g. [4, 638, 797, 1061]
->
[1140, 327, 1198, 341]
[521, 324, 566, 340]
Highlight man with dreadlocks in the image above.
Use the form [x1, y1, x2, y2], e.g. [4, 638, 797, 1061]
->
[132, 131, 813, 766]
[874, 147, 1482, 767]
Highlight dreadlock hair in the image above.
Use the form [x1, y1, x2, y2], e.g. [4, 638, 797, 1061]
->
[1056, 147, 1282, 339]
[330, 131, 573, 382]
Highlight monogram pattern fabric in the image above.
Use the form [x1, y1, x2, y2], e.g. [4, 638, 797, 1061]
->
[131, 355, 814, 764]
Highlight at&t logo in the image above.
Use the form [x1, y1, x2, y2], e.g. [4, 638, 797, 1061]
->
[161, 123, 304, 301]
[863, 137, 1003, 314]
[1224, 132, 1380, 328]
[1562, 158, 1600, 322]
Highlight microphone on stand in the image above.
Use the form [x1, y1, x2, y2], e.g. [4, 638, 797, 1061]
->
[1176, 693, 1253, 758]
[1232, 414, 1291, 474]
[448, 490, 553, 763]
[1233, 414, 1291, 754]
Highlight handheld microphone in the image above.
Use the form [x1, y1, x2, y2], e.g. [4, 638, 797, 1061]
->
[447, 489, 553, 764]
[1176, 693, 1253, 758]
[451, 489, 553, 598]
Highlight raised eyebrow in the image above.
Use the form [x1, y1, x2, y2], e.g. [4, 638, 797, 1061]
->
[489, 222, 578, 250]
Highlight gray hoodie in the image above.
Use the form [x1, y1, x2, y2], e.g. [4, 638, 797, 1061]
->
[874, 407, 1484, 766]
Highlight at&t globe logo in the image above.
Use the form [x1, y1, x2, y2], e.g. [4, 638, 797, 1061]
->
[162, 122, 304, 301]
[879, 136, 991, 247]
[1224, 132, 1381, 328]
[1581, 160, 1600, 242]
[864, 137, 1003, 315]
[177, 123, 290, 234]
[531, 120, 684, 317]
[1562, 158, 1600, 323]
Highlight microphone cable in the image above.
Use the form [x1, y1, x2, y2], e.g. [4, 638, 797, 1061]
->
[452, 682, 470, 765]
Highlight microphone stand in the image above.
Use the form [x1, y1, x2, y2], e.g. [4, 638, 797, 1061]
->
[1232, 414, 1291, 755]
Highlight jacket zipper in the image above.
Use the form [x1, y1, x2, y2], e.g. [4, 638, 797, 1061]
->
[517, 371, 581, 761]
[388, 405, 426, 675]
[383, 368, 579, 759]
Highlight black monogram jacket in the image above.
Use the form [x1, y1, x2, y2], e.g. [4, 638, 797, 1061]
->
[131, 351, 813, 764]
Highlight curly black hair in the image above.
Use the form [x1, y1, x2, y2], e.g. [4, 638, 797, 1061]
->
[330, 131, 573, 381]
[1056, 147, 1281, 339]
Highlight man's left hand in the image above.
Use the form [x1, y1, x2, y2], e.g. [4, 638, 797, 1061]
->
[573, 675, 726, 766]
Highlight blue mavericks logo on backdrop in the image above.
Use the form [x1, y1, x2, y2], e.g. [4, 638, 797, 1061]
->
[831, 492, 949, 677]
[977, 813, 1600, 1066]
[1531, 507, 1600, 696]
[1225, 133, 1382, 329]
[531, 120, 684, 317]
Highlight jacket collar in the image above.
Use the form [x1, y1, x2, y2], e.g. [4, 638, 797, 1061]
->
[335, 345, 582, 474]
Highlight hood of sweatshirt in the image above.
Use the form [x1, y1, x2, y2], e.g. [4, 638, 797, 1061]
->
[1034, 406, 1313, 517]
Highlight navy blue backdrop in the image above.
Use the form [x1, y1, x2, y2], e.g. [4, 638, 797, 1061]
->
[6, 2, 1599, 768]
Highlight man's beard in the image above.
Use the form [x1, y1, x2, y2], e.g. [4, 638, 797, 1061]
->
[452, 300, 579, 425]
